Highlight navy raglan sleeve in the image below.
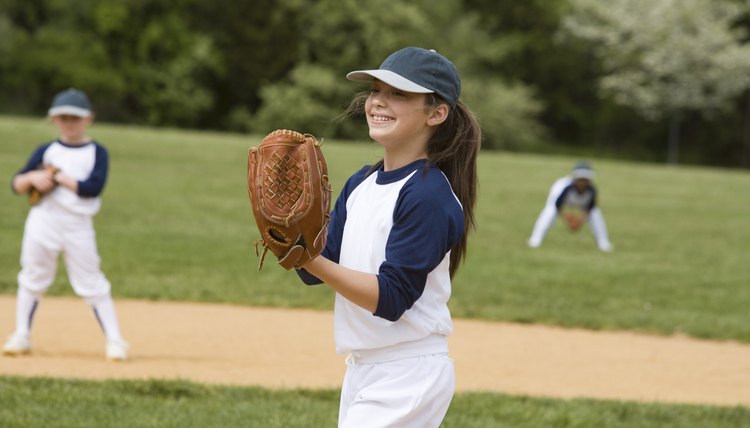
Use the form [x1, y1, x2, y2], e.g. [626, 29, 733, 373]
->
[374, 170, 464, 322]
[11, 143, 50, 194]
[296, 166, 371, 285]
[77, 143, 108, 197]
[586, 185, 598, 212]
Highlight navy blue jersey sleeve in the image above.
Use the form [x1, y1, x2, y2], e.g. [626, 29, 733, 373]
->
[296, 165, 371, 285]
[295, 265, 324, 284]
[374, 168, 464, 321]
[77, 143, 108, 197]
[12, 143, 51, 193]
[295, 189, 346, 284]
[586, 185, 597, 212]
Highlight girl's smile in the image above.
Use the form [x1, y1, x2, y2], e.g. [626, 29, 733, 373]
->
[369, 114, 395, 124]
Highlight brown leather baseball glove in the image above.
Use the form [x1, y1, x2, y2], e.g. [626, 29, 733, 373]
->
[563, 212, 584, 231]
[28, 165, 60, 205]
[247, 129, 331, 270]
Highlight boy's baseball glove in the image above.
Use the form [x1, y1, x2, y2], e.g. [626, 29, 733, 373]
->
[28, 165, 60, 205]
[247, 129, 331, 270]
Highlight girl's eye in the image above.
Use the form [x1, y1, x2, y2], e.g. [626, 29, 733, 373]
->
[370, 88, 380, 94]
[392, 91, 406, 97]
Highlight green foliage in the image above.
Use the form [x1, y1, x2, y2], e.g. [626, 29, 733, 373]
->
[561, 0, 750, 164]
[562, 0, 750, 120]
[0, 0, 223, 125]
[136, 35, 220, 127]
[250, 63, 357, 137]
[298, 0, 433, 70]
[3, 20, 126, 113]
[0, 376, 748, 428]
[184, 0, 304, 129]
[252, 0, 544, 147]
[2, 117, 749, 342]
[462, 77, 545, 150]
[122, 8, 223, 127]
[92, 1, 128, 36]
[463, 0, 599, 145]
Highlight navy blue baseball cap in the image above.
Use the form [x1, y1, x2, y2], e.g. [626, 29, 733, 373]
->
[48, 88, 92, 117]
[571, 161, 595, 180]
[347, 47, 461, 108]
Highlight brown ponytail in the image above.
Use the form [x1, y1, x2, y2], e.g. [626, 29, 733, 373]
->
[425, 97, 480, 278]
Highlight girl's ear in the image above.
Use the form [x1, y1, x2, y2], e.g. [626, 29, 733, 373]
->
[427, 103, 450, 127]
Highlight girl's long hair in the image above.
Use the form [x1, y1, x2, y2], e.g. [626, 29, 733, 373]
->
[424, 95, 480, 278]
[343, 92, 480, 278]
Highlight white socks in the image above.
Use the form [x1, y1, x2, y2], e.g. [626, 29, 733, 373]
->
[87, 294, 124, 342]
[14, 286, 40, 337]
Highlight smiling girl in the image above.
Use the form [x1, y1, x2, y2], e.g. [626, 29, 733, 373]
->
[297, 47, 481, 427]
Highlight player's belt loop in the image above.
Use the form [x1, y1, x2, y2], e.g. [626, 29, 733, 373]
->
[345, 352, 359, 366]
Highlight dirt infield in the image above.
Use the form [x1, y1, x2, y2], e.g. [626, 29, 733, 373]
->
[1, 295, 749, 407]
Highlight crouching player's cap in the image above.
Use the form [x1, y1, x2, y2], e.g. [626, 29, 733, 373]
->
[571, 161, 595, 180]
[346, 47, 461, 109]
[48, 88, 92, 118]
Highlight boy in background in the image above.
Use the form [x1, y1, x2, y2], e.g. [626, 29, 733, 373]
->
[3, 88, 129, 361]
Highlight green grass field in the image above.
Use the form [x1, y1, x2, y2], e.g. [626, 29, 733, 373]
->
[1, 116, 749, 426]
[1, 377, 748, 428]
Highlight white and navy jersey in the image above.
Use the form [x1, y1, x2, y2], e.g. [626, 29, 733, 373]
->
[299, 159, 464, 355]
[554, 177, 597, 213]
[15, 140, 109, 216]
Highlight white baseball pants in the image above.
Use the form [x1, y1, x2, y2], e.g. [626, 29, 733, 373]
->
[528, 205, 612, 251]
[18, 205, 111, 298]
[338, 351, 454, 428]
[13, 205, 124, 341]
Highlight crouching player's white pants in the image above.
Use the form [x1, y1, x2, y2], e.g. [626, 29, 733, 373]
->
[588, 208, 612, 251]
[338, 344, 455, 428]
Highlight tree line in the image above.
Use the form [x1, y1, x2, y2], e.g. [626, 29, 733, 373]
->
[2, 0, 750, 168]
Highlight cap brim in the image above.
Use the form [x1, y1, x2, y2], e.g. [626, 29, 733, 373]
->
[48, 106, 91, 117]
[346, 69, 433, 94]
[572, 170, 595, 180]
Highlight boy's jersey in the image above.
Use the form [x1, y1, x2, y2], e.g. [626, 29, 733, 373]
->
[299, 159, 464, 355]
[16, 140, 109, 216]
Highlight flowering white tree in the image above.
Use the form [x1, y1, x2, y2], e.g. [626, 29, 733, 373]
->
[562, 0, 750, 163]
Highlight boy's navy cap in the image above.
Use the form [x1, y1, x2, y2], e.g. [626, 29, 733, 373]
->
[571, 161, 595, 180]
[48, 88, 92, 117]
[346, 47, 461, 108]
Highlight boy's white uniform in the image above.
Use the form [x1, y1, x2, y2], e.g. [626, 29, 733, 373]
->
[19, 141, 110, 298]
[5, 138, 127, 359]
[299, 159, 462, 427]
